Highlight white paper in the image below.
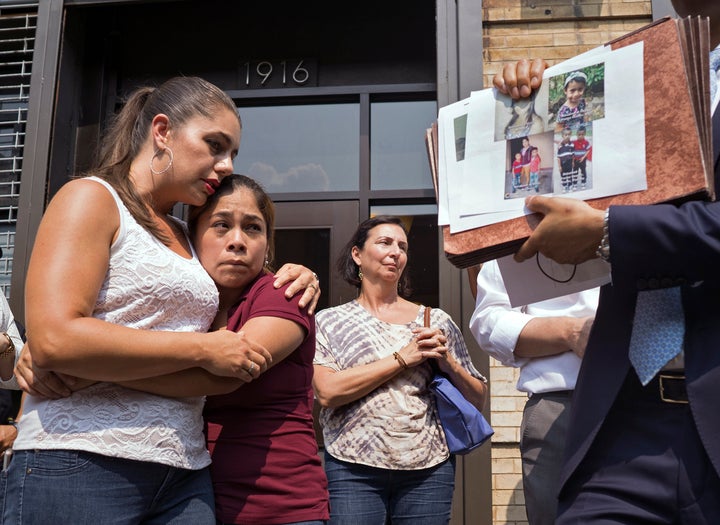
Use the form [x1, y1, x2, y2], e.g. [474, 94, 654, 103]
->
[437, 99, 471, 225]
[497, 254, 611, 307]
[443, 41, 646, 233]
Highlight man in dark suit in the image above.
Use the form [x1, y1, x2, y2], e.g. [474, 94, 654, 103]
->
[495, 1, 720, 522]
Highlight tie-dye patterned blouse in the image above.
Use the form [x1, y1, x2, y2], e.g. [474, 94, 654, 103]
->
[314, 301, 485, 469]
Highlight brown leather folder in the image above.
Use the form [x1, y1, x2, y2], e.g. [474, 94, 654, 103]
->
[431, 16, 713, 269]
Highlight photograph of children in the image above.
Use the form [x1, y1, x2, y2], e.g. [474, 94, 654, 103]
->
[554, 123, 594, 193]
[548, 63, 605, 132]
[504, 131, 554, 199]
[573, 124, 593, 190]
[494, 90, 548, 141]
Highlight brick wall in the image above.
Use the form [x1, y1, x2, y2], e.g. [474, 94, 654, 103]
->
[488, 358, 528, 524]
[481, 2, 653, 524]
[482, 1, 653, 87]
[488, 358, 527, 524]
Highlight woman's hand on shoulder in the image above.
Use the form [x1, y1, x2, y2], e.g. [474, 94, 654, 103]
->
[273, 263, 321, 315]
[493, 58, 548, 100]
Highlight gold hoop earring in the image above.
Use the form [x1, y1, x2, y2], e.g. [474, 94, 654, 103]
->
[150, 146, 174, 175]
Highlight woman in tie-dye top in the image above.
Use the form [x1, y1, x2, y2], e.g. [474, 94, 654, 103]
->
[313, 215, 487, 525]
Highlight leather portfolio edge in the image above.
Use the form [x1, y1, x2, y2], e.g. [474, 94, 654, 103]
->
[437, 16, 713, 269]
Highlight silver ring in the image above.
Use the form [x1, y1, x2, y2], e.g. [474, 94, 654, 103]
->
[248, 362, 256, 374]
[312, 272, 319, 281]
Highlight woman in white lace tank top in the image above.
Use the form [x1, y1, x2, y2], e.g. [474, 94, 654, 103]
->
[2, 77, 319, 524]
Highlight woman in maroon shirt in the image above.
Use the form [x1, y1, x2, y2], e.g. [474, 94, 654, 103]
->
[191, 174, 329, 525]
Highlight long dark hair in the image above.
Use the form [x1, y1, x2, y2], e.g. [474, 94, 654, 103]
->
[89, 76, 240, 244]
[188, 174, 276, 271]
[337, 215, 412, 297]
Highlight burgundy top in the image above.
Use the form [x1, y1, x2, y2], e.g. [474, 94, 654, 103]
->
[204, 272, 329, 525]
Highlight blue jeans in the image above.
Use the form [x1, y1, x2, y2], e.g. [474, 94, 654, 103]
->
[324, 452, 455, 525]
[1, 449, 215, 524]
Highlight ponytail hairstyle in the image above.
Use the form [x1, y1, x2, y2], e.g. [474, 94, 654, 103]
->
[88, 76, 240, 244]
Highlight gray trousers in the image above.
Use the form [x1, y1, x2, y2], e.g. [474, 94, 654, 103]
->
[520, 391, 573, 525]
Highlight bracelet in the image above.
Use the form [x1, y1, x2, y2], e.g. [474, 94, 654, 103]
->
[595, 208, 611, 262]
[393, 352, 408, 369]
[0, 332, 14, 359]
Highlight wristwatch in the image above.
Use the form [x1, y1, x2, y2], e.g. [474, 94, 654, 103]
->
[595, 209, 611, 262]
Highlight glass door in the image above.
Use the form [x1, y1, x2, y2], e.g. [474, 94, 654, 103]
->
[273, 199, 360, 448]
[273, 200, 360, 312]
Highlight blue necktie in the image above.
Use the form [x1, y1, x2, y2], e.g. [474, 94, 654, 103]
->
[711, 47, 720, 102]
[629, 287, 685, 386]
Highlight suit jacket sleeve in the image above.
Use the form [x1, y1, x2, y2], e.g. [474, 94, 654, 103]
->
[609, 200, 720, 289]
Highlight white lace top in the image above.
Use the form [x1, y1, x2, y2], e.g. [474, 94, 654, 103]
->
[13, 177, 219, 470]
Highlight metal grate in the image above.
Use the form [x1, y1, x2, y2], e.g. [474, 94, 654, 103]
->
[0, 2, 37, 297]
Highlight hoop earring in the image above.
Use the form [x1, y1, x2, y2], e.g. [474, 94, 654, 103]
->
[150, 146, 174, 175]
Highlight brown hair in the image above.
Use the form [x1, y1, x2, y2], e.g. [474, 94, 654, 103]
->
[88, 76, 240, 244]
[188, 174, 276, 271]
[337, 215, 412, 297]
